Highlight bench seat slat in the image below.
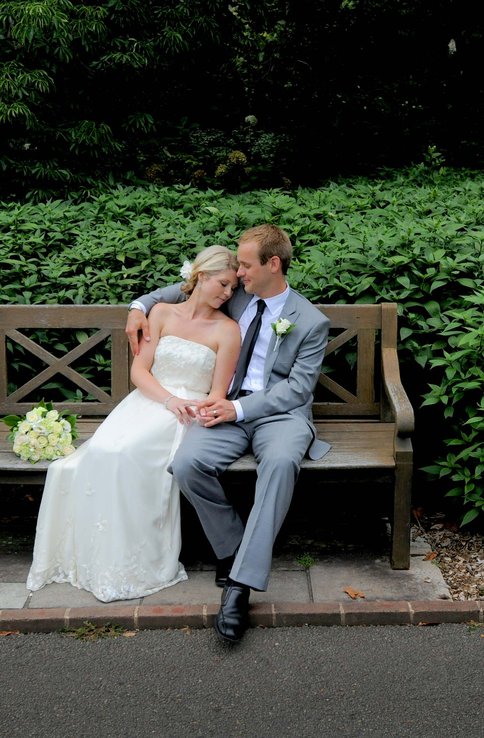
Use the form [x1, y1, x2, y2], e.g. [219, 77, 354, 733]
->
[1, 422, 396, 473]
[228, 423, 396, 472]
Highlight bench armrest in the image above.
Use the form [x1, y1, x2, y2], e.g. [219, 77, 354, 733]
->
[381, 347, 415, 437]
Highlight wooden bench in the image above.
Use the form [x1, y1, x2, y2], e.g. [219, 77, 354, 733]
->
[0, 302, 414, 569]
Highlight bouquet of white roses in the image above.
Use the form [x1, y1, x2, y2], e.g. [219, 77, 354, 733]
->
[3, 401, 78, 463]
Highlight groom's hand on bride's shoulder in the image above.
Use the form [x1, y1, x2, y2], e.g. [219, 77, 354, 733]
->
[126, 309, 150, 356]
[196, 400, 236, 426]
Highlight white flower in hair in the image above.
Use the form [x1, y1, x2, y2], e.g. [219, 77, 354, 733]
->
[180, 260, 193, 281]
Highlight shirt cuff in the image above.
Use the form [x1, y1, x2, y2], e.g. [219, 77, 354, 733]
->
[128, 300, 147, 314]
[232, 400, 244, 422]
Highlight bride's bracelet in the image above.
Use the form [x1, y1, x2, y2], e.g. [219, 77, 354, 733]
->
[163, 395, 175, 408]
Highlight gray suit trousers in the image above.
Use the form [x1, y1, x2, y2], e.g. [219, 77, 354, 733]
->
[171, 413, 313, 591]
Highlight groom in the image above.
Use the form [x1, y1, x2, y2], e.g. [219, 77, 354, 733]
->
[126, 224, 330, 643]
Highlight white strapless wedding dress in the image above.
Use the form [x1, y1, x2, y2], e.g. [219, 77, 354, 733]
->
[26, 336, 216, 602]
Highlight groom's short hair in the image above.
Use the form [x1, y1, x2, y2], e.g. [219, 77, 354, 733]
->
[238, 224, 292, 275]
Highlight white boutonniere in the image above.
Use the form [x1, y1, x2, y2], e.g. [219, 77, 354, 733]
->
[271, 318, 296, 351]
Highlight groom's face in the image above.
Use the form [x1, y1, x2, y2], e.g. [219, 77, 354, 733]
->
[237, 240, 274, 298]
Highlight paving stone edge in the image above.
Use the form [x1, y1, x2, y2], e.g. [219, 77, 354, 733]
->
[0, 600, 483, 633]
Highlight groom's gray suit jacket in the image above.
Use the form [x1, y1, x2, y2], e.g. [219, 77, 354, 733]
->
[136, 283, 331, 460]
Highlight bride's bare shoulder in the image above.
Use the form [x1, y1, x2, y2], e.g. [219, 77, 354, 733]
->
[216, 312, 240, 337]
[147, 303, 177, 333]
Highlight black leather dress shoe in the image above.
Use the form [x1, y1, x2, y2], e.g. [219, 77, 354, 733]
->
[214, 579, 250, 643]
[214, 550, 237, 588]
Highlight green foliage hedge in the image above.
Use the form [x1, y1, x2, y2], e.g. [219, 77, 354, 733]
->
[1, 167, 483, 522]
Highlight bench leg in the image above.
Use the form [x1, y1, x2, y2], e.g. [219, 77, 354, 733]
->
[390, 437, 413, 570]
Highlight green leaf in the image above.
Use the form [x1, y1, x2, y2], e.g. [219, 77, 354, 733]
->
[2, 414, 21, 429]
[423, 300, 441, 317]
[421, 396, 441, 407]
[396, 276, 411, 289]
[445, 488, 463, 497]
[400, 327, 413, 340]
[421, 464, 443, 475]
[429, 280, 447, 292]
[460, 508, 480, 526]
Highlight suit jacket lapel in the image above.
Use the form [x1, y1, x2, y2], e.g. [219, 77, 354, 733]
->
[264, 289, 300, 382]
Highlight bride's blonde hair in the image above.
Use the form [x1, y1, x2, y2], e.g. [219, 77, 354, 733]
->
[181, 245, 239, 295]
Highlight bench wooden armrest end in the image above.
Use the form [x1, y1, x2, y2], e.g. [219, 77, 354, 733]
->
[381, 347, 415, 438]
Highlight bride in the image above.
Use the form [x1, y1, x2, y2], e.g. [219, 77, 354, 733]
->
[27, 246, 240, 602]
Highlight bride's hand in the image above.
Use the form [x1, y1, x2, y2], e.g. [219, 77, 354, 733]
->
[165, 396, 200, 424]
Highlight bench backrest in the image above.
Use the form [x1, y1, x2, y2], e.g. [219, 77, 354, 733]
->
[0, 303, 399, 421]
[0, 305, 129, 416]
[314, 302, 397, 420]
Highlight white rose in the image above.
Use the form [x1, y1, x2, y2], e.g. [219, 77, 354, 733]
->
[275, 318, 292, 335]
[26, 409, 42, 422]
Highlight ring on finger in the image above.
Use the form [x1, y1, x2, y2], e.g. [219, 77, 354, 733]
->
[213, 410, 218, 417]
